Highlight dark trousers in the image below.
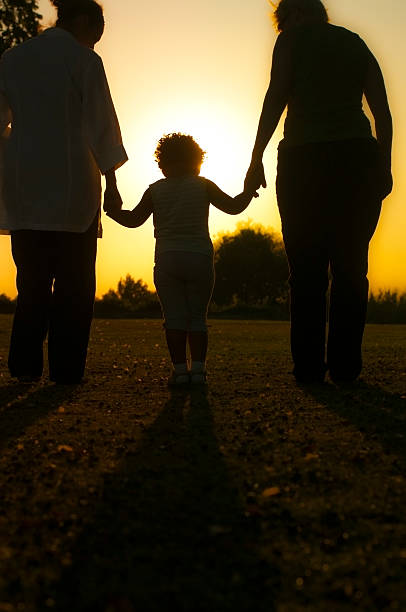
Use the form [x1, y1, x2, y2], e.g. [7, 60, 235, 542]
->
[8, 216, 98, 382]
[276, 139, 383, 381]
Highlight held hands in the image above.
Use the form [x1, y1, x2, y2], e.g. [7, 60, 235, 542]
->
[244, 160, 267, 194]
[103, 184, 123, 217]
[243, 159, 265, 202]
[245, 187, 260, 199]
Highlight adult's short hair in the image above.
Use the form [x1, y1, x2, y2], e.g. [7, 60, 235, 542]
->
[51, 0, 103, 27]
[273, 0, 328, 31]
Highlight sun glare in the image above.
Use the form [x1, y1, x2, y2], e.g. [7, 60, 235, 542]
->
[148, 105, 251, 190]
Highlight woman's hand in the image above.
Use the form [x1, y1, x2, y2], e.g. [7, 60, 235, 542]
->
[244, 160, 266, 193]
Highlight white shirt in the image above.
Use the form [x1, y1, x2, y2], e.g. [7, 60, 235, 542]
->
[0, 27, 128, 233]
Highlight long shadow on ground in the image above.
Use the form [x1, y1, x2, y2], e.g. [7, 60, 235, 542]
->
[51, 388, 279, 612]
[0, 383, 77, 450]
[302, 381, 406, 463]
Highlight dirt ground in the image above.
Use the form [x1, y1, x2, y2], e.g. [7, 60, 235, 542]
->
[0, 315, 405, 611]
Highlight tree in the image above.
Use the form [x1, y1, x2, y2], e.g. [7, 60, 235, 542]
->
[0, 292, 15, 313]
[117, 275, 158, 312]
[367, 290, 406, 324]
[0, 0, 42, 56]
[212, 222, 289, 309]
[95, 275, 160, 316]
[94, 289, 123, 317]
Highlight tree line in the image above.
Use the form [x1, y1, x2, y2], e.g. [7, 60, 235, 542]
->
[0, 224, 404, 322]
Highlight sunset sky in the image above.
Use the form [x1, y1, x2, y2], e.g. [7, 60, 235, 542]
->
[0, 0, 405, 297]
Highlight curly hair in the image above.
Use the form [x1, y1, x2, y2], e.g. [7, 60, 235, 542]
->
[272, 0, 328, 31]
[154, 133, 206, 172]
[50, 0, 103, 26]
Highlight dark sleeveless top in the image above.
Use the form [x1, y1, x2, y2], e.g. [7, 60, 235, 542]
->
[281, 23, 373, 147]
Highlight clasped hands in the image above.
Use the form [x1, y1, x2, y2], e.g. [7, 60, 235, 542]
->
[244, 159, 267, 195]
[103, 160, 267, 215]
[103, 184, 122, 216]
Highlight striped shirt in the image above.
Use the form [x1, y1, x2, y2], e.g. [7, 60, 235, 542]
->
[149, 176, 213, 259]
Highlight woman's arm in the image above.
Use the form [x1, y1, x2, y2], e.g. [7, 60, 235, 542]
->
[245, 33, 292, 191]
[106, 188, 153, 228]
[206, 179, 257, 215]
[363, 52, 393, 198]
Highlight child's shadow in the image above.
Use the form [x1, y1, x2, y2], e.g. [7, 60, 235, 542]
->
[53, 387, 278, 611]
[302, 380, 406, 463]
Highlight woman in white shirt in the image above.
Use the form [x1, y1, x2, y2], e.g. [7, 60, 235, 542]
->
[0, 0, 127, 383]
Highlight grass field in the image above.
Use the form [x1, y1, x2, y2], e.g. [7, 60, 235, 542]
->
[0, 315, 405, 611]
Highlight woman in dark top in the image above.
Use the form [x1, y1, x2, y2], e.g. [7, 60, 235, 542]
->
[245, 0, 392, 383]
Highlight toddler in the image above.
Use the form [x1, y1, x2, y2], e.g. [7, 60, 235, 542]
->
[105, 133, 257, 385]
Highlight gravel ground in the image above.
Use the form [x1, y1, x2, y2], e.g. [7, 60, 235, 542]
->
[0, 315, 405, 611]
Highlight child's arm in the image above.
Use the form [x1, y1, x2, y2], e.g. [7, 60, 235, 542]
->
[206, 179, 258, 215]
[106, 188, 153, 228]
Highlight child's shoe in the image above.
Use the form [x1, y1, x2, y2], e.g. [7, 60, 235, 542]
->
[168, 363, 189, 387]
[190, 370, 207, 385]
[190, 361, 207, 385]
[168, 371, 190, 386]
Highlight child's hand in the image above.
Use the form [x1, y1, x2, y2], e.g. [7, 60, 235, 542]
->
[103, 185, 123, 215]
[244, 188, 259, 199]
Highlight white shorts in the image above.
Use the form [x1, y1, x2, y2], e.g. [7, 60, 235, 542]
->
[154, 251, 215, 332]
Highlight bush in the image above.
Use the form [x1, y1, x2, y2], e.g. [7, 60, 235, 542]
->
[212, 222, 289, 309]
[367, 291, 406, 324]
[94, 276, 160, 318]
[0, 294, 15, 314]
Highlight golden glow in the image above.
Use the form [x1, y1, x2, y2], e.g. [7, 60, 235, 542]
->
[96, 102, 282, 295]
[0, 0, 405, 298]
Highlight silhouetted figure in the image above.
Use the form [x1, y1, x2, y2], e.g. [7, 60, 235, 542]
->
[0, 0, 127, 383]
[105, 133, 257, 386]
[245, 0, 392, 384]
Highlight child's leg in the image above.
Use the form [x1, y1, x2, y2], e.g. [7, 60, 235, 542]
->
[188, 331, 208, 364]
[186, 254, 215, 375]
[154, 253, 189, 377]
[154, 251, 213, 383]
[165, 329, 188, 365]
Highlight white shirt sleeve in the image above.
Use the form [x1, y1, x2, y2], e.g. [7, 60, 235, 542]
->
[83, 54, 128, 175]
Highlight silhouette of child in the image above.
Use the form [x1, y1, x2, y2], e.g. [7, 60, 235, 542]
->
[105, 132, 258, 385]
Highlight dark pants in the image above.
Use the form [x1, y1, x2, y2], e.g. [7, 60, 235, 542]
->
[276, 138, 383, 382]
[8, 216, 98, 382]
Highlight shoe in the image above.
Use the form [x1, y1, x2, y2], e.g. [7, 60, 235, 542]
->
[328, 360, 361, 384]
[190, 371, 207, 385]
[168, 372, 190, 387]
[329, 373, 359, 385]
[50, 377, 84, 385]
[293, 364, 327, 384]
[17, 375, 41, 384]
[294, 373, 325, 385]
